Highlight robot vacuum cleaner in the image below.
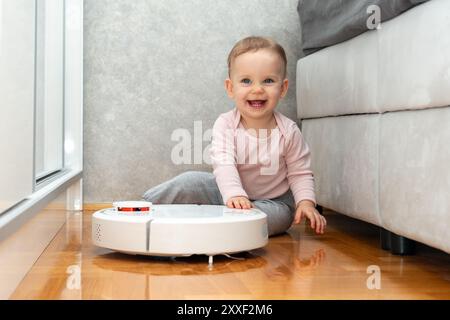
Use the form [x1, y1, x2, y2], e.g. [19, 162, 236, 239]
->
[92, 201, 268, 264]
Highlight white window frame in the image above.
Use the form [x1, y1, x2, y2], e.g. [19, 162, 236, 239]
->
[34, 0, 65, 185]
[0, 0, 83, 233]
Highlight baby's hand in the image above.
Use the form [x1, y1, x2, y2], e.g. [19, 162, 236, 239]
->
[293, 200, 326, 234]
[226, 196, 254, 209]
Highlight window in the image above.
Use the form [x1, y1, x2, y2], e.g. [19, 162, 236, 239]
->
[34, 0, 65, 183]
[0, 0, 83, 216]
[0, 0, 36, 214]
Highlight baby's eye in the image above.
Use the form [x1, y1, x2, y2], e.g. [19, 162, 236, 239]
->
[263, 78, 275, 84]
[241, 78, 251, 85]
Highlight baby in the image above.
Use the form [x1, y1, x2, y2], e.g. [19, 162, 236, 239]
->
[143, 36, 326, 236]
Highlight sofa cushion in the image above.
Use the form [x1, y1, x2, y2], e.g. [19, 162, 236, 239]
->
[297, 0, 450, 119]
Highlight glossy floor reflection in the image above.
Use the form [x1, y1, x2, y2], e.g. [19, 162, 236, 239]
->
[10, 209, 450, 299]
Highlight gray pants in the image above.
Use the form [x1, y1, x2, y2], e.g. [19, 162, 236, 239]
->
[142, 171, 296, 236]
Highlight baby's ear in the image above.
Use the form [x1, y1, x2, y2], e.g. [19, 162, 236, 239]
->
[224, 78, 234, 98]
[280, 78, 289, 98]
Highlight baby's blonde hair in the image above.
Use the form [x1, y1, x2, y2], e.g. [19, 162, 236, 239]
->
[227, 36, 287, 78]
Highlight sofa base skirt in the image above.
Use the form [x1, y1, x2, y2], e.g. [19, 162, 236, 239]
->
[301, 114, 381, 227]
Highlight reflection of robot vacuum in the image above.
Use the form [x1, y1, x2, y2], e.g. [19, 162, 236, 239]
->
[92, 201, 268, 265]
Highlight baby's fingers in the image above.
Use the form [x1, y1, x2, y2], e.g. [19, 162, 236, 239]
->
[320, 215, 327, 234]
[316, 214, 323, 234]
[233, 199, 243, 209]
[314, 213, 326, 234]
[307, 211, 322, 233]
[294, 211, 303, 224]
[239, 199, 250, 209]
[228, 199, 240, 209]
[308, 211, 316, 230]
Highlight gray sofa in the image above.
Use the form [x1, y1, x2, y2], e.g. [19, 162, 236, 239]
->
[296, 0, 450, 254]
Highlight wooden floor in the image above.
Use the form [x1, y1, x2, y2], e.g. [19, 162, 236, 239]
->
[10, 208, 450, 299]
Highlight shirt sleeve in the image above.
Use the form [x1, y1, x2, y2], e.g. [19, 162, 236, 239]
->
[285, 124, 316, 207]
[210, 116, 248, 203]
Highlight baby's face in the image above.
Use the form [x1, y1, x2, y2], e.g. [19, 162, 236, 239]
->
[225, 49, 288, 122]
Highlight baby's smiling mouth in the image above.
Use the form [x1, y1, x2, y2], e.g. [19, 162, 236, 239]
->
[247, 100, 267, 109]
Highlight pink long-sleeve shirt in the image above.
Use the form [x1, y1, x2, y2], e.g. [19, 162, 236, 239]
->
[210, 108, 316, 207]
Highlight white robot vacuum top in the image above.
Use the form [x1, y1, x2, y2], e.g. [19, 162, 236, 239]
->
[92, 202, 268, 262]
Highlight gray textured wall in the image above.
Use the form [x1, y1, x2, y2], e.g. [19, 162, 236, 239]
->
[84, 0, 303, 203]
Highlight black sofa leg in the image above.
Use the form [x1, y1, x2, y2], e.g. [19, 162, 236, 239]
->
[390, 233, 416, 255]
[380, 228, 391, 251]
[380, 228, 416, 255]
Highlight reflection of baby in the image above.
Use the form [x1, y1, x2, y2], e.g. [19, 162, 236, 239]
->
[264, 236, 326, 281]
[143, 36, 326, 236]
